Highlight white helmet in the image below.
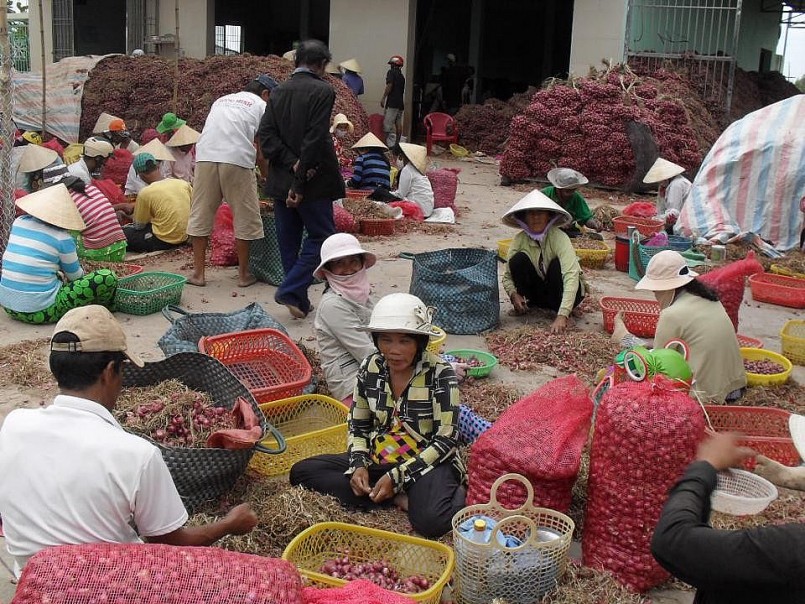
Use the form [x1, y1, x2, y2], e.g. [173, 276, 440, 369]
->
[362, 293, 439, 340]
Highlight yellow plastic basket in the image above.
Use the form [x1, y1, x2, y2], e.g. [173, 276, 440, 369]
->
[249, 395, 348, 477]
[770, 264, 805, 280]
[781, 320, 805, 366]
[425, 326, 447, 354]
[497, 238, 512, 261]
[740, 348, 793, 387]
[573, 241, 609, 269]
[282, 522, 455, 604]
[450, 143, 470, 158]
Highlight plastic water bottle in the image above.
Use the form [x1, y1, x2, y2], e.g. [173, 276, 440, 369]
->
[455, 516, 506, 604]
[457, 515, 506, 545]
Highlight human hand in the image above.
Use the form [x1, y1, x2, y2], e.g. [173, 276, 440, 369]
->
[380, 99, 386, 109]
[696, 431, 755, 471]
[450, 362, 469, 381]
[587, 218, 604, 232]
[350, 467, 371, 497]
[550, 315, 569, 334]
[286, 190, 303, 208]
[292, 159, 300, 173]
[369, 474, 395, 504]
[510, 293, 528, 315]
[223, 503, 258, 535]
[611, 311, 631, 344]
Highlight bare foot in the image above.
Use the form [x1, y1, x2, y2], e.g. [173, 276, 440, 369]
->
[237, 275, 257, 288]
[393, 493, 409, 512]
[187, 275, 206, 287]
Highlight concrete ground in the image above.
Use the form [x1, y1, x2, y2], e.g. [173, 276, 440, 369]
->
[0, 155, 801, 602]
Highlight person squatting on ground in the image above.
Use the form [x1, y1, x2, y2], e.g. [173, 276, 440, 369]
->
[643, 157, 692, 234]
[345, 133, 391, 195]
[371, 143, 434, 218]
[291, 293, 466, 538]
[541, 168, 603, 236]
[67, 137, 115, 186]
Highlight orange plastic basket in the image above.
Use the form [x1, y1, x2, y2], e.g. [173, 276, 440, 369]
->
[345, 188, 374, 200]
[599, 296, 660, 338]
[81, 261, 144, 278]
[360, 218, 395, 236]
[748, 272, 805, 309]
[612, 215, 665, 238]
[736, 334, 763, 349]
[198, 328, 312, 403]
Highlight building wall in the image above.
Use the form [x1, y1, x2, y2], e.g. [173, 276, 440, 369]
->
[736, 0, 782, 71]
[26, 1, 52, 72]
[157, 0, 214, 58]
[568, 0, 628, 76]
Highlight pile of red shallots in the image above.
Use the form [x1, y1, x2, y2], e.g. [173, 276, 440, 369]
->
[744, 359, 786, 375]
[319, 555, 431, 594]
[499, 63, 720, 187]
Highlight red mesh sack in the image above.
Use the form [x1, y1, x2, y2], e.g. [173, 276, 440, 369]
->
[12, 542, 304, 604]
[467, 375, 593, 512]
[622, 201, 658, 218]
[102, 148, 135, 187]
[210, 203, 238, 266]
[334, 203, 358, 233]
[389, 200, 424, 221]
[426, 168, 460, 215]
[302, 580, 411, 604]
[41, 137, 65, 157]
[582, 378, 705, 592]
[91, 178, 127, 206]
[696, 251, 763, 331]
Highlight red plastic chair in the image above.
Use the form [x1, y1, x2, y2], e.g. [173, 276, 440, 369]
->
[424, 112, 458, 156]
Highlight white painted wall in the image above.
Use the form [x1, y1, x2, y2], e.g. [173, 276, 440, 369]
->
[568, 0, 628, 76]
[25, 3, 52, 72]
[157, 0, 212, 59]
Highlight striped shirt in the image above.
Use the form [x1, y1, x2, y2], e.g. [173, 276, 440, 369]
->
[0, 216, 83, 312]
[348, 351, 465, 491]
[347, 150, 391, 189]
[70, 185, 126, 250]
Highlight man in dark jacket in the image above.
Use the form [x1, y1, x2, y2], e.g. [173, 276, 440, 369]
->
[651, 432, 805, 603]
[259, 39, 344, 319]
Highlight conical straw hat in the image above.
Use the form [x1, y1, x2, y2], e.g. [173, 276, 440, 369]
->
[166, 125, 200, 147]
[325, 62, 341, 74]
[92, 112, 122, 135]
[17, 145, 59, 173]
[501, 189, 572, 229]
[643, 158, 685, 184]
[352, 132, 387, 150]
[16, 183, 86, 231]
[398, 142, 428, 174]
[339, 58, 362, 73]
[330, 113, 354, 134]
[134, 138, 175, 161]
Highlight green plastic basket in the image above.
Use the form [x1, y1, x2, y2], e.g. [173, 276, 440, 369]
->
[115, 271, 187, 316]
[444, 349, 498, 378]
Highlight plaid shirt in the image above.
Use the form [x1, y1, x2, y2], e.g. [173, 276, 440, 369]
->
[348, 351, 465, 491]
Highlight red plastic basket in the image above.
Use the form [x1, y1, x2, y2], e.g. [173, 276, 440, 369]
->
[359, 218, 395, 236]
[704, 405, 800, 469]
[612, 215, 665, 238]
[736, 334, 763, 349]
[198, 328, 312, 403]
[748, 272, 805, 309]
[600, 296, 660, 338]
[345, 188, 374, 200]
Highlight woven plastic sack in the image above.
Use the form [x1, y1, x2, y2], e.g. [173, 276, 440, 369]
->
[467, 375, 593, 512]
[458, 404, 492, 445]
[101, 148, 135, 187]
[622, 201, 658, 218]
[427, 168, 460, 215]
[302, 580, 411, 604]
[697, 251, 763, 331]
[158, 303, 287, 356]
[405, 248, 499, 335]
[91, 177, 127, 206]
[249, 210, 286, 285]
[41, 137, 65, 158]
[210, 203, 237, 266]
[13, 543, 303, 604]
[582, 378, 705, 592]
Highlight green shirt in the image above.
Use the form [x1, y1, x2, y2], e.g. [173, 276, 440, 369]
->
[541, 186, 593, 226]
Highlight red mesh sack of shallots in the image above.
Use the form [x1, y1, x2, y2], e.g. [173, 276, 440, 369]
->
[467, 375, 593, 512]
[582, 378, 705, 592]
[12, 542, 304, 604]
[91, 178, 127, 206]
[426, 168, 460, 215]
[302, 580, 412, 604]
[210, 203, 237, 266]
[622, 201, 658, 218]
[334, 203, 359, 233]
[696, 251, 763, 331]
[101, 148, 135, 187]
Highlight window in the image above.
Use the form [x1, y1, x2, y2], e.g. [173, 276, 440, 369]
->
[215, 24, 243, 55]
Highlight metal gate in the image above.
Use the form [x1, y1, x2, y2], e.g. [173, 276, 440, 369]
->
[52, 0, 75, 61]
[624, 0, 743, 114]
[9, 17, 30, 71]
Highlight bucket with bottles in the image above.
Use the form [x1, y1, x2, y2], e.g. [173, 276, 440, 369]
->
[451, 473, 574, 604]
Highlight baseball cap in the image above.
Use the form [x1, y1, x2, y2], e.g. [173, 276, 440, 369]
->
[133, 152, 158, 174]
[51, 305, 144, 367]
[255, 74, 279, 91]
[108, 118, 128, 132]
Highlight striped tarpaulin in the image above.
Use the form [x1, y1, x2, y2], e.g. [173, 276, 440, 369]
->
[676, 95, 805, 251]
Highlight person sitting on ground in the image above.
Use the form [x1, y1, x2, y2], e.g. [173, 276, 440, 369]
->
[0, 185, 118, 324]
[501, 190, 586, 333]
[16, 144, 60, 193]
[345, 133, 391, 195]
[542, 168, 603, 236]
[291, 293, 466, 538]
[330, 113, 354, 170]
[42, 164, 127, 262]
[120, 153, 191, 253]
[643, 157, 692, 234]
[102, 118, 140, 153]
[165, 124, 200, 184]
[651, 431, 805, 603]
[612, 250, 746, 403]
[67, 137, 115, 186]
[339, 58, 364, 97]
[373, 143, 434, 218]
[0, 306, 258, 578]
[125, 139, 176, 195]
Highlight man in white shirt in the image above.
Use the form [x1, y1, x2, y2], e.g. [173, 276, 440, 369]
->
[186, 74, 277, 288]
[0, 305, 257, 577]
[66, 137, 114, 185]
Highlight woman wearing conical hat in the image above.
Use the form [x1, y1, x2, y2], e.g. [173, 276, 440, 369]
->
[165, 124, 200, 184]
[345, 132, 391, 194]
[643, 157, 692, 233]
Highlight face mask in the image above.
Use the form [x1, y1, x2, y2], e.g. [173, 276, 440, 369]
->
[395, 159, 404, 169]
[335, 130, 348, 139]
[322, 268, 371, 305]
[655, 289, 676, 309]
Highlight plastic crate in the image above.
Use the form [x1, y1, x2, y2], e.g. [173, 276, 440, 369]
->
[345, 188, 374, 200]
[736, 334, 764, 349]
[360, 218, 395, 236]
[740, 348, 793, 387]
[114, 271, 186, 316]
[612, 215, 664, 238]
[249, 395, 348, 477]
[425, 326, 447, 354]
[638, 235, 693, 268]
[573, 241, 609, 269]
[749, 272, 805, 309]
[443, 349, 498, 378]
[781, 320, 805, 365]
[497, 238, 512, 261]
[600, 296, 660, 338]
[283, 522, 455, 604]
[199, 328, 312, 403]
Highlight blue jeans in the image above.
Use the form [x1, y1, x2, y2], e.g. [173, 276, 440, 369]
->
[274, 197, 335, 312]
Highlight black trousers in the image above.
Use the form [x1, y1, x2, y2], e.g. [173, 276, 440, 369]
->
[289, 453, 466, 538]
[509, 252, 584, 313]
[123, 223, 184, 253]
[367, 187, 400, 203]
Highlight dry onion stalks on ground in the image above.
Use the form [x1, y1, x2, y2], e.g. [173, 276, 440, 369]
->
[459, 379, 521, 422]
[738, 383, 805, 414]
[298, 343, 331, 397]
[541, 561, 651, 604]
[592, 205, 621, 231]
[343, 198, 392, 220]
[0, 338, 54, 390]
[710, 487, 805, 531]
